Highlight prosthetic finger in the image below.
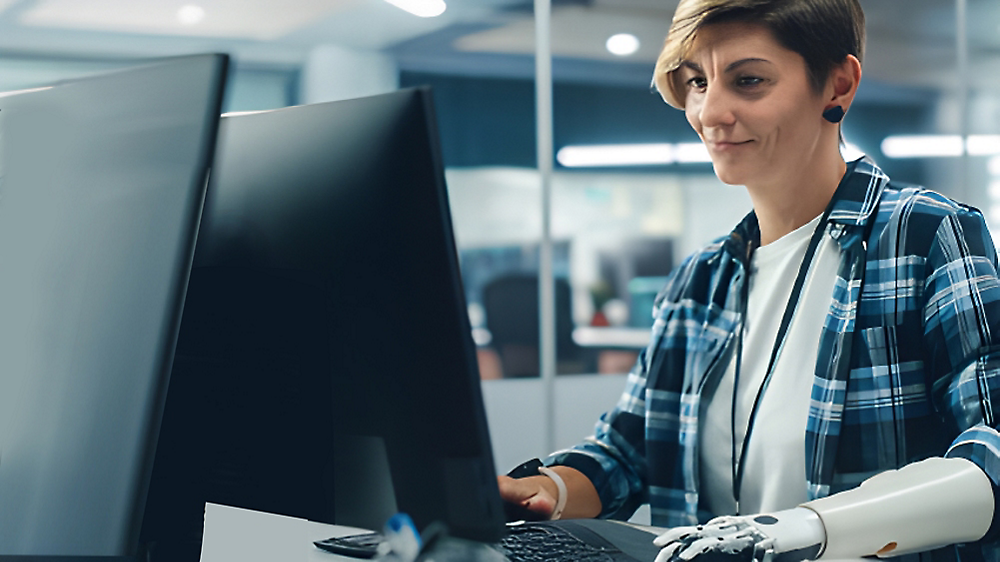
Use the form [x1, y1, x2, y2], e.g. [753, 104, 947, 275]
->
[654, 525, 704, 546]
[655, 540, 684, 562]
[678, 533, 758, 560]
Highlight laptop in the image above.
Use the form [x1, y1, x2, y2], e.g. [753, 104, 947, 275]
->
[0, 54, 228, 556]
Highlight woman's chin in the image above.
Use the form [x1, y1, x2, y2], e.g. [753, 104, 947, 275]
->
[711, 163, 748, 186]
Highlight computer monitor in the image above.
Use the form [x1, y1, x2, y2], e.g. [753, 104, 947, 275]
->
[141, 88, 507, 558]
[0, 54, 228, 556]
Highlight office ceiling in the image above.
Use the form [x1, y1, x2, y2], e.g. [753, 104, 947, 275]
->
[0, 0, 994, 94]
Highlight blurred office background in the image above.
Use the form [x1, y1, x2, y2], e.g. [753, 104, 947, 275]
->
[6, 0, 998, 481]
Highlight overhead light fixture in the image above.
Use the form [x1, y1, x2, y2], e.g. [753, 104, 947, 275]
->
[177, 4, 205, 25]
[383, 0, 446, 17]
[557, 143, 715, 167]
[881, 134, 1000, 158]
[558, 144, 672, 167]
[556, 141, 866, 167]
[881, 135, 962, 158]
[674, 142, 712, 163]
[967, 135, 1000, 156]
[606, 33, 640, 57]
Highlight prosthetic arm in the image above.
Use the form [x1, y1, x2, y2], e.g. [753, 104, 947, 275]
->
[655, 457, 994, 562]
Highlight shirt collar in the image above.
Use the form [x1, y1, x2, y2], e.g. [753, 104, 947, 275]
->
[723, 156, 887, 263]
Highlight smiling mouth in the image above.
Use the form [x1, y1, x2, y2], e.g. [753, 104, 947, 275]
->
[710, 140, 753, 150]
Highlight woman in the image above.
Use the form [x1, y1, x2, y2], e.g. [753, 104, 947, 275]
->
[498, 1, 1000, 561]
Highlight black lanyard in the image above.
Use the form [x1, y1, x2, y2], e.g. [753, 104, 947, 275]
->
[730, 203, 836, 515]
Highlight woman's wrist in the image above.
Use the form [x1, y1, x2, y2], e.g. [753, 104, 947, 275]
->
[538, 466, 568, 520]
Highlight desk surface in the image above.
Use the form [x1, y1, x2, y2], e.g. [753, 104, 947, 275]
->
[201, 503, 873, 562]
[200, 503, 368, 562]
[572, 327, 651, 349]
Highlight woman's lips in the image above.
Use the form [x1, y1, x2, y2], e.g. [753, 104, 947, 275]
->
[709, 140, 752, 151]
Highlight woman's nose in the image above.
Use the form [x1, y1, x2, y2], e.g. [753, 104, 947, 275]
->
[697, 84, 736, 129]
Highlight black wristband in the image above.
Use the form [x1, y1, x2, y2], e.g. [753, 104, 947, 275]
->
[506, 458, 544, 479]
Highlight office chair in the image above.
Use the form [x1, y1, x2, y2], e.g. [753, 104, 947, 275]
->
[481, 274, 593, 377]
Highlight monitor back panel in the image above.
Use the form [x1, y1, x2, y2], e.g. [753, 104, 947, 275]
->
[0, 54, 227, 555]
[144, 89, 506, 548]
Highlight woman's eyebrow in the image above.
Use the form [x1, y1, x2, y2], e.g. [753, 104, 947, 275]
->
[679, 57, 772, 74]
[679, 60, 702, 73]
[725, 58, 771, 72]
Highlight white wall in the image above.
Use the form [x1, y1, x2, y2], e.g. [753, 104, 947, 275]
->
[481, 374, 652, 524]
[299, 45, 398, 104]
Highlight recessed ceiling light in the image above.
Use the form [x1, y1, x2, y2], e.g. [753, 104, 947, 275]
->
[384, 0, 446, 18]
[606, 33, 640, 57]
[177, 4, 205, 25]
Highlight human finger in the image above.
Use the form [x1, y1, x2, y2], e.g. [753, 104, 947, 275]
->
[496, 475, 555, 518]
[497, 475, 536, 503]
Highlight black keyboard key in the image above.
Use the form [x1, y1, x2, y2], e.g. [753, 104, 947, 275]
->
[498, 523, 616, 562]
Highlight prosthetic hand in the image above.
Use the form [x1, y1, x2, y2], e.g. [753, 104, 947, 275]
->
[654, 457, 994, 562]
[653, 507, 823, 562]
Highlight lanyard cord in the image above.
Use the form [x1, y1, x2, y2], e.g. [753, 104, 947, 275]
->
[730, 203, 836, 515]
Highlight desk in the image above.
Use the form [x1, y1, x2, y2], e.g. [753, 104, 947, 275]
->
[571, 327, 650, 349]
[200, 503, 872, 562]
[200, 503, 368, 562]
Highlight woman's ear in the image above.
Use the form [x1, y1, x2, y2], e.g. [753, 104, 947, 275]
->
[827, 54, 862, 113]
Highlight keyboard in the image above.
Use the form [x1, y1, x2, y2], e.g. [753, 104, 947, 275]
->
[315, 520, 658, 562]
[497, 522, 617, 562]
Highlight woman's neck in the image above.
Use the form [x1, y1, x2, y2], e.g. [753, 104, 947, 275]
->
[748, 151, 848, 246]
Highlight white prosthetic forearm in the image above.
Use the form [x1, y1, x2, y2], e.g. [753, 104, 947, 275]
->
[803, 457, 994, 559]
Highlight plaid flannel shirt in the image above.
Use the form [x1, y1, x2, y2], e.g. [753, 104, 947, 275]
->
[548, 158, 1000, 561]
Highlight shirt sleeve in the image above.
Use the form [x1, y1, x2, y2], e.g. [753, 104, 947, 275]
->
[921, 204, 1000, 538]
[543, 348, 651, 519]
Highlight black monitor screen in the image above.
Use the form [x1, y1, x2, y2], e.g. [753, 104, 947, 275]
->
[0, 54, 227, 556]
[143, 88, 506, 558]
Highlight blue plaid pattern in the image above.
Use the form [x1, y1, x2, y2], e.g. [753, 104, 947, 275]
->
[547, 158, 1000, 561]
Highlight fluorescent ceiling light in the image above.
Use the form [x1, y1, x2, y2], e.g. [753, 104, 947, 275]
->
[967, 135, 1000, 156]
[557, 141, 864, 167]
[606, 33, 640, 56]
[881, 134, 1000, 158]
[383, 0, 446, 17]
[177, 4, 204, 25]
[881, 135, 963, 158]
[674, 142, 712, 163]
[557, 144, 673, 167]
[557, 143, 714, 167]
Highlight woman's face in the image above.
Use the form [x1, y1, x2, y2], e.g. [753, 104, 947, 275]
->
[679, 22, 829, 187]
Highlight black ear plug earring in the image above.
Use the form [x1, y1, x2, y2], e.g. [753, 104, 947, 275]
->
[823, 106, 845, 123]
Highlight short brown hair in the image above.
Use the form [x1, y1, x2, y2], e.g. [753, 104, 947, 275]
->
[653, 0, 865, 108]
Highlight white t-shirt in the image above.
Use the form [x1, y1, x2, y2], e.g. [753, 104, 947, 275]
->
[700, 214, 842, 515]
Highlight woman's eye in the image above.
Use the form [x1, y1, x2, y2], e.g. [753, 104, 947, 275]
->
[736, 76, 765, 88]
[686, 76, 707, 90]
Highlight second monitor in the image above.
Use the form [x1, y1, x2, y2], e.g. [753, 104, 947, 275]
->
[142, 88, 506, 558]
